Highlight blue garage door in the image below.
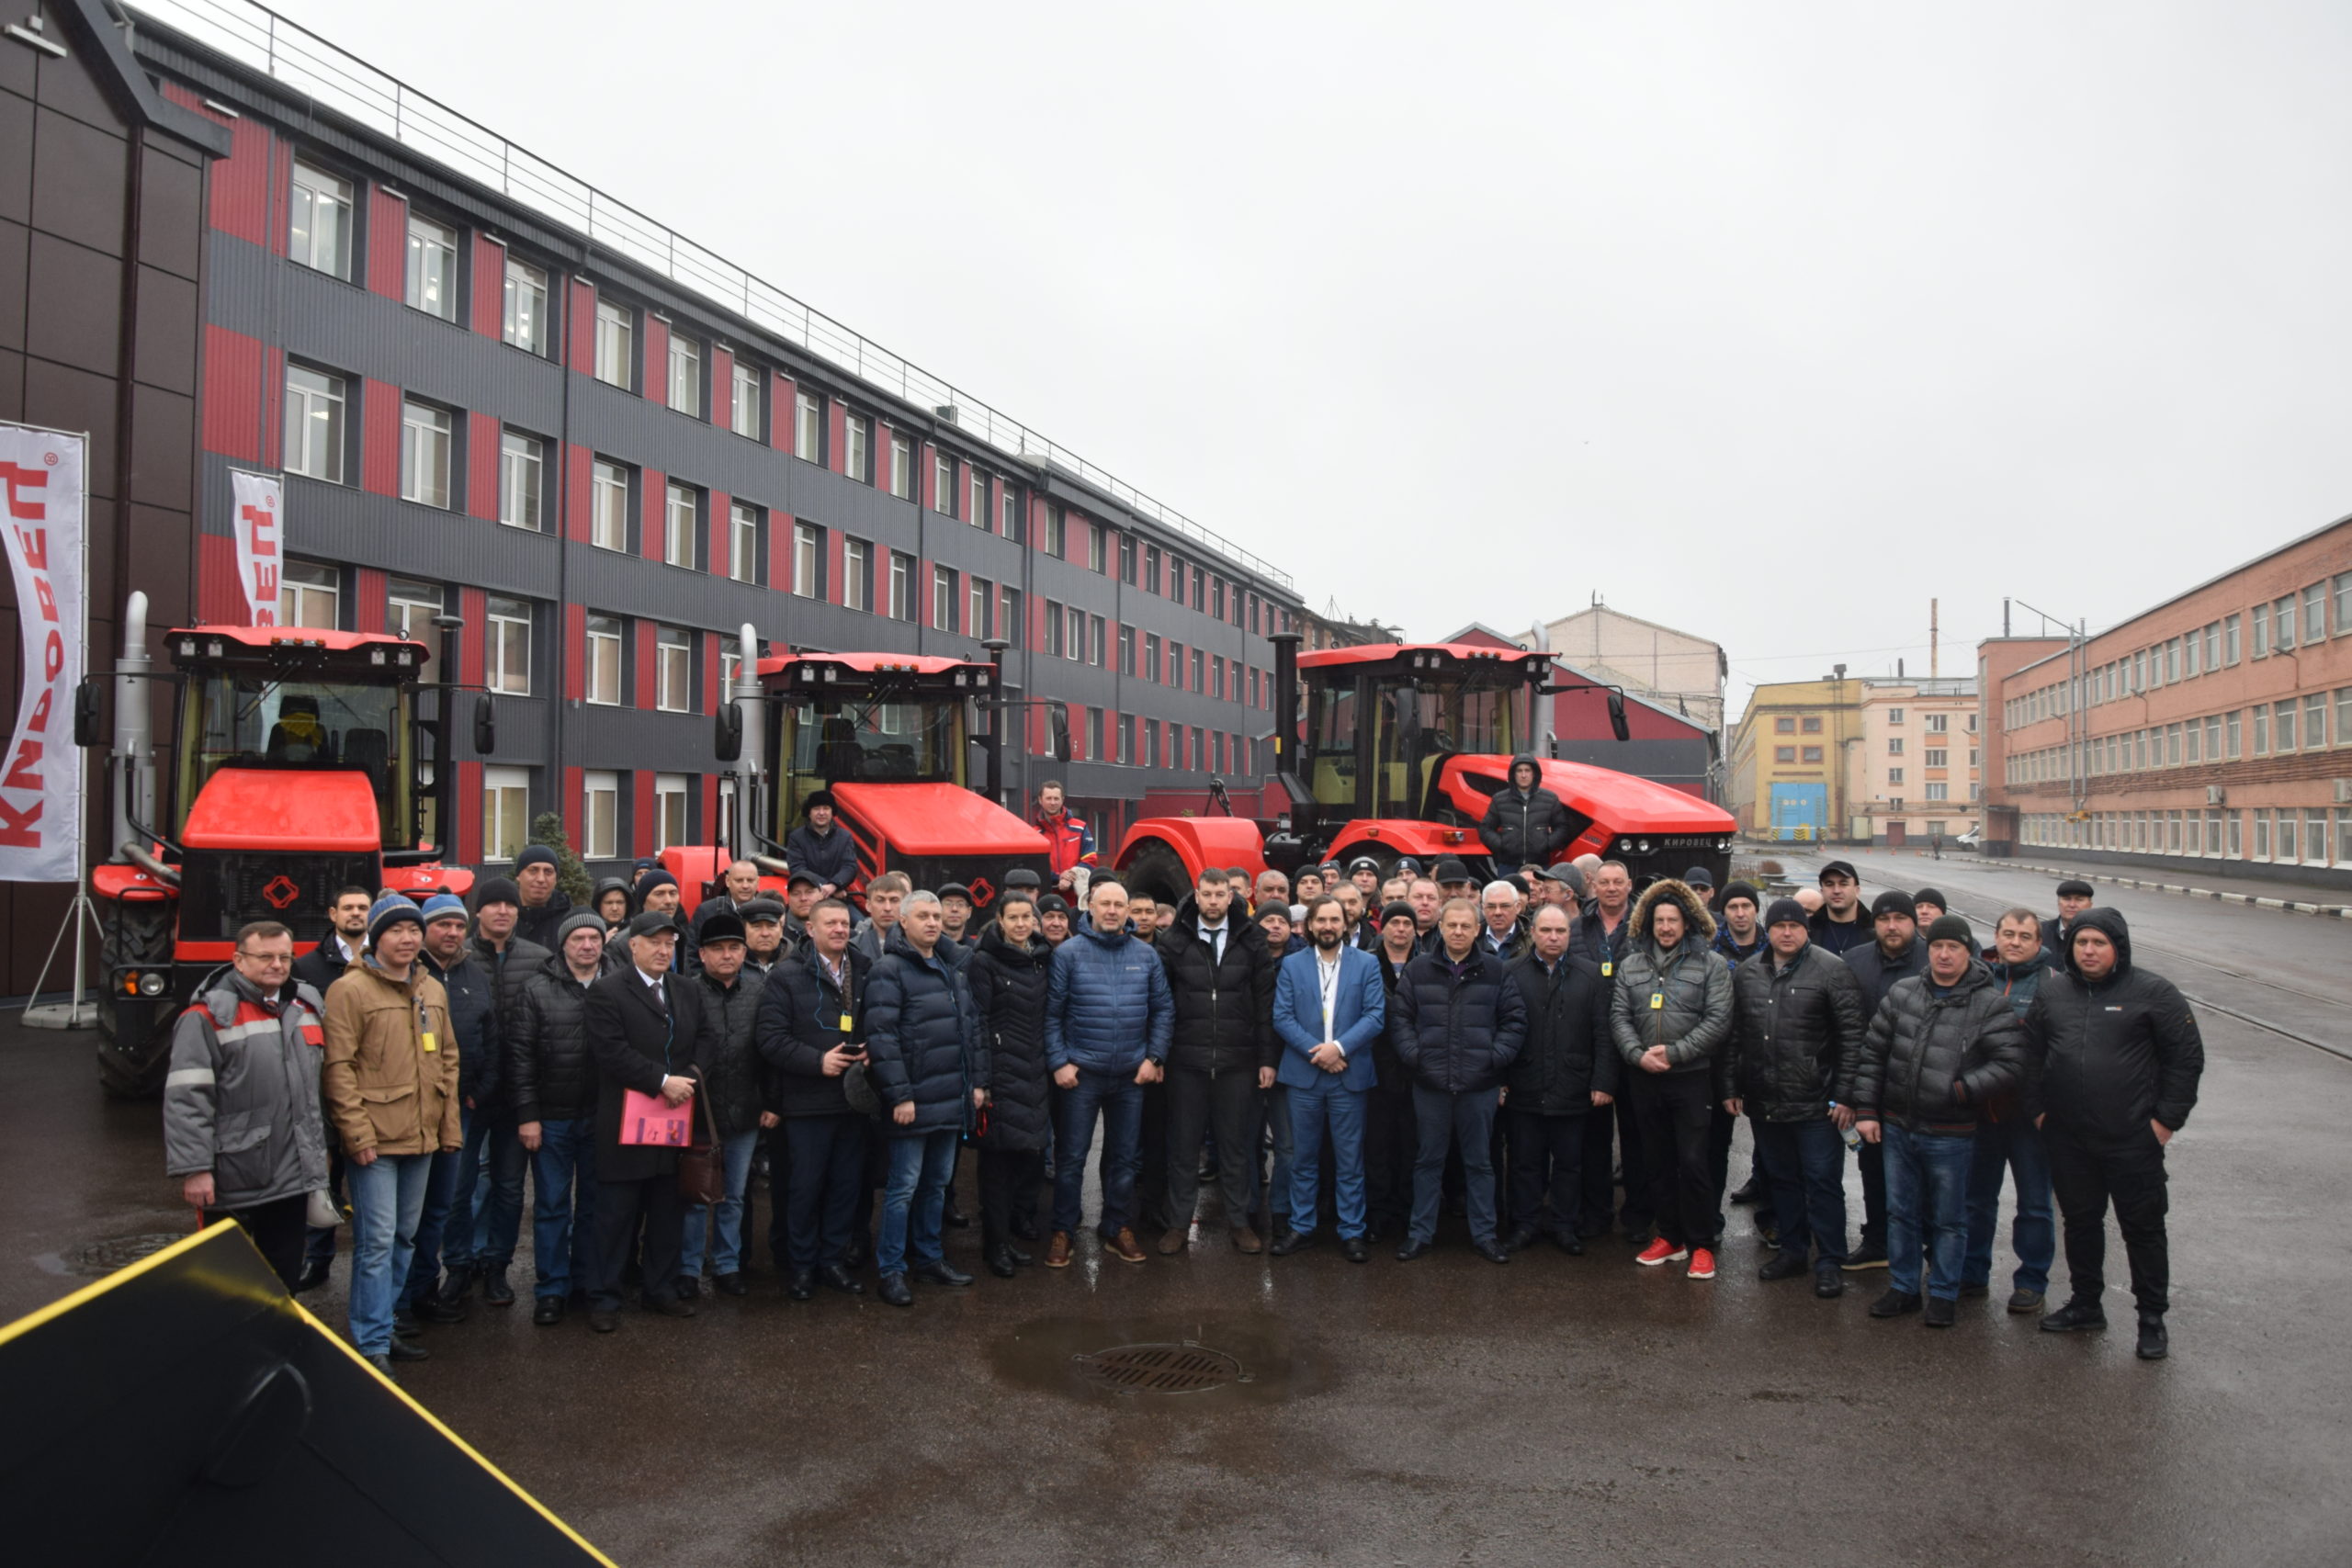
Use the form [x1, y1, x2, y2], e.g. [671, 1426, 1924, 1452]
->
[1769, 783, 1828, 841]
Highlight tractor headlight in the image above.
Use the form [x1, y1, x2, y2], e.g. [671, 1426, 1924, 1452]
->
[138, 971, 167, 997]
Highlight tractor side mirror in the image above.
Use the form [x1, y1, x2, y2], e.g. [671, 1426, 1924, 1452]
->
[714, 699, 743, 763]
[1606, 690, 1630, 743]
[74, 680, 103, 748]
[1049, 702, 1072, 761]
[472, 694, 497, 756]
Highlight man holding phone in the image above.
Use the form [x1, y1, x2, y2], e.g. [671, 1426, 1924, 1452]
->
[756, 899, 874, 1302]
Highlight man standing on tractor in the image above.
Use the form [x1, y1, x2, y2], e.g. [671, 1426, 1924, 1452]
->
[1034, 780, 1098, 894]
[1480, 755, 1574, 870]
[786, 790, 858, 901]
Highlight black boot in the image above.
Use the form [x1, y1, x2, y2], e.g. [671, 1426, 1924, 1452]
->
[1868, 1289, 1922, 1318]
[986, 1245, 1019, 1279]
[294, 1258, 332, 1294]
[2135, 1313, 2168, 1360]
[2040, 1297, 2109, 1333]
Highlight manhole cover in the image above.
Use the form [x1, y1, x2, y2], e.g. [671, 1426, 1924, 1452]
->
[70, 1233, 187, 1277]
[1074, 1342, 1245, 1394]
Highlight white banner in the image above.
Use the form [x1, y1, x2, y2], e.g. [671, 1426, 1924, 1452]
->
[0, 423, 87, 883]
[230, 468, 284, 625]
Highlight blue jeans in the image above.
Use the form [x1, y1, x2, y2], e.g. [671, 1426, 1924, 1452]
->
[877, 1130, 958, 1274]
[1883, 1123, 1974, 1300]
[1963, 1115, 2054, 1293]
[1753, 1114, 1849, 1267]
[449, 1111, 526, 1273]
[1286, 1077, 1368, 1239]
[346, 1153, 432, 1356]
[1052, 1069, 1145, 1237]
[529, 1117, 599, 1302]
[1410, 1085, 1501, 1247]
[403, 1143, 465, 1305]
[681, 1129, 762, 1278]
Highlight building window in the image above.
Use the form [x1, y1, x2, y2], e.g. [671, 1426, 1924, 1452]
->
[1117, 714, 1134, 764]
[483, 766, 530, 862]
[1775, 716, 1795, 733]
[1090, 615, 1106, 668]
[968, 576, 992, 640]
[889, 434, 914, 500]
[502, 259, 548, 354]
[1145, 546, 1161, 595]
[2276, 594, 2298, 651]
[1802, 716, 1823, 733]
[796, 391, 824, 462]
[1043, 509, 1065, 558]
[283, 366, 345, 482]
[387, 578, 442, 683]
[1089, 524, 1107, 573]
[288, 162, 354, 278]
[283, 560, 339, 628]
[1046, 600, 1066, 659]
[668, 333, 701, 416]
[1001, 488, 1021, 541]
[794, 523, 823, 599]
[1146, 634, 1162, 683]
[969, 470, 989, 527]
[1925, 748, 1948, 767]
[1090, 707, 1106, 761]
[585, 615, 622, 705]
[1210, 577, 1225, 619]
[2336, 574, 2352, 638]
[2254, 808, 2271, 861]
[845, 415, 871, 482]
[400, 401, 452, 509]
[2225, 614, 2241, 664]
[592, 459, 629, 551]
[582, 771, 619, 860]
[1800, 746, 1822, 763]
[656, 626, 692, 712]
[731, 360, 763, 439]
[486, 596, 531, 695]
[842, 538, 870, 612]
[1000, 587, 1021, 649]
[933, 453, 956, 516]
[2252, 603, 2270, 658]
[1924, 712, 1946, 732]
[1119, 534, 1137, 584]
[2305, 693, 2327, 750]
[1926, 782, 1949, 801]
[653, 774, 690, 851]
[729, 502, 761, 584]
[1119, 626, 1136, 676]
[933, 565, 956, 632]
[2253, 705, 2269, 755]
[499, 431, 543, 530]
[594, 301, 633, 389]
[1887, 737, 1904, 755]
[1192, 647, 1205, 690]
[888, 553, 914, 622]
[2274, 700, 2298, 752]
[1886, 766, 1904, 784]
[404, 213, 458, 321]
[664, 481, 698, 570]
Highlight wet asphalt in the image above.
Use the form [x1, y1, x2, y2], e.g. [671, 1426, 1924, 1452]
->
[5, 858, 2349, 1566]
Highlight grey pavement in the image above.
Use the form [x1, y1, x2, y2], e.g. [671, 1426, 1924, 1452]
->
[5, 884, 2350, 1566]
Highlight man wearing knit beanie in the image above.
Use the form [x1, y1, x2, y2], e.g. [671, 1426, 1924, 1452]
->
[511, 844, 572, 952]
[1713, 878, 1770, 1209]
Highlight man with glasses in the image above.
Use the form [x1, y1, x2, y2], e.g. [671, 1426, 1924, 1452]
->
[164, 921, 332, 1291]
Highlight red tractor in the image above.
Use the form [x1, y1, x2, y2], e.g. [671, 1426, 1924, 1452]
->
[1112, 635, 1737, 903]
[76, 595, 488, 1096]
[664, 631, 1056, 910]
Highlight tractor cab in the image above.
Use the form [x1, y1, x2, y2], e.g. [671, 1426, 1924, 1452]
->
[1300, 642, 1551, 826]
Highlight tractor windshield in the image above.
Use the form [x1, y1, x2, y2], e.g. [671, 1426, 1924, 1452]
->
[1308, 658, 1531, 820]
[176, 674, 413, 848]
[775, 689, 967, 826]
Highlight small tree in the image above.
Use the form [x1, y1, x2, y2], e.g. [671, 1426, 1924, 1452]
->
[529, 811, 594, 905]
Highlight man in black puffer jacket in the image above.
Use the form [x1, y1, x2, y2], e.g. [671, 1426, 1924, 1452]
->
[2022, 908, 2202, 1359]
[966, 894, 1054, 1277]
[1849, 916, 2026, 1326]
[1155, 870, 1278, 1257]
[1478, 755, 1573, 870]
[1718, 897, 1867, 1296]
[1501, 906, 1613, 1255]
[506, 911, 608, 1326]
[864, 893, 988, 1306]
[755, 898, 873, 1302]
[1842, 890, 1928, 1270]
[681, 915, 765, 1297]
[1391, 899, 1528, 1263]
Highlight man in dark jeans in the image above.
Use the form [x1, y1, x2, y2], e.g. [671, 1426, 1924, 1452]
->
[2024, 908, 2203, 1359]
[1367, 901, 1424, 1240]
[1843, 889, 1928, 1271]
[1390, 900, 1527, 1264]
[1155, 868, 1278, 1255]
[1718, 897, 1867, 1299]
[1501, 907, 1613, 1254]
[756, 899, 871, 1302]
[1043, 877, 1173, 1268]
[1611, 880, 1733, 1281]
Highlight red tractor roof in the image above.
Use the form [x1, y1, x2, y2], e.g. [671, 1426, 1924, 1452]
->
[1297, 641, 1549, 671]
[757, 651, 989, 678]
[170, 626, 427, 656]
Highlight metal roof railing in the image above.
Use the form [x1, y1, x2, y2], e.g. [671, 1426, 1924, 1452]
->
[125, 0, 1296, 593]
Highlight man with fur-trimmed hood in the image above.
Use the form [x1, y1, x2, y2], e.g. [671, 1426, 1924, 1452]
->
[1609, 879, 1734, 1283]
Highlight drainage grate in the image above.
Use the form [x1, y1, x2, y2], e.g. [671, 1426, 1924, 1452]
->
[70, 1232, 188, 1277]
[1074, 1342, 1245, 1394]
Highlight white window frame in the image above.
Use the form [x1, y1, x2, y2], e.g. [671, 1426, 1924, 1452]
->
[387, 578, 442, 683]
[483, 766, 531, 862]
[933, 564, 956, 632]
[844, 414, 870, 482]
[668, 332, 701, 417]
[499, 429, 543, 530]
[283, 365, 345, 483]
[796, 391, 823, 462]
[729, 501, 760, 584]
[653, 773, 690, 852]
[485, 596, 531, 695]
[731, 359, 762, 439]
[664, 480, 698, 570]
[969, 576, 991, 640]
[400, 400, 452, 509]
[969, 471, 987, 527]
[591, 459, 629, 551]
[794, 523, 821, 599]
[934, 452, 956, 515]
[594, 301, 633, 389]
[405, 212, 458, 321]
[584, 615, 623, 706]
[283, 560, 339, 628]
[583, 771, 620, 860]
[842, 538, 869, 612]
[888, 551, 913, 622]
[888, 434, 914, 500]
[502, 258, 548, 355]
[655, 626, 692, 713]
[288, 162, 353, 278]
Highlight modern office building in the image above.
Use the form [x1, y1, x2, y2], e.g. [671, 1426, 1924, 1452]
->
[0, 0, 1306, 990]
[1981, 513, 2352, 889]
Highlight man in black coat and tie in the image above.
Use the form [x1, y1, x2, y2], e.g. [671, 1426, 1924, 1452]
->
[582, 910, 707, 1333]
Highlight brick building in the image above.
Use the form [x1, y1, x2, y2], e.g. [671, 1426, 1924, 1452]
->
[1982, 513, 2352, 889]
[1849, 677, 1981, 848]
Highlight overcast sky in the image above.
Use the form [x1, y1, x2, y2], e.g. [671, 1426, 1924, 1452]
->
[273, 0, 2352, 710]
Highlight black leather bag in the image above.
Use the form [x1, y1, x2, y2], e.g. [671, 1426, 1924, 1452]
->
[676, 1089, 727, 1206]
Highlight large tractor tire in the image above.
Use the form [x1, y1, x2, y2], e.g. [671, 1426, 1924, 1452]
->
[1118, 840, 1193, 909]
[95, 897, 175, 1100]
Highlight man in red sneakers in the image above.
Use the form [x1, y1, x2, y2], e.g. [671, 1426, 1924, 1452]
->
[1610, 879, 1733, 1281]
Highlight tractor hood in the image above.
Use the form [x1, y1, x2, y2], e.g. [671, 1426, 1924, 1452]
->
[182, 768, 382, 852]
[830, 783, 1050, 857]
[1442, 755, 1736, 835]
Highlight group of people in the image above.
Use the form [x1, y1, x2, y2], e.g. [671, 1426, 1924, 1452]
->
[160, 773, 2204, 1374]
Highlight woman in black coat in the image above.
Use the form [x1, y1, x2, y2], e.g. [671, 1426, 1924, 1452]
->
[964, 894, 1053, 1277]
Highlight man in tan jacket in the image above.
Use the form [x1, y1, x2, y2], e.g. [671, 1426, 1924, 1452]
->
[323, 895, 459, 1376]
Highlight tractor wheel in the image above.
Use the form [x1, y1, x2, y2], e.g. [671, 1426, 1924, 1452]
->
[94, 897, 175, 1099]
[1120, 840, 1193, 909]
[96, 1037, 171, 1100]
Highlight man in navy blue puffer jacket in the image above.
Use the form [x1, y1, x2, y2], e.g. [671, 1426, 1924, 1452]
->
[1043, 877, 1173, 1267]
[864, 892, 988, 1306]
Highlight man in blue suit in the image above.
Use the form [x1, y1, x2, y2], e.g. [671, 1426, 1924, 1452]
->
[1269, 897, 1387, 1264]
